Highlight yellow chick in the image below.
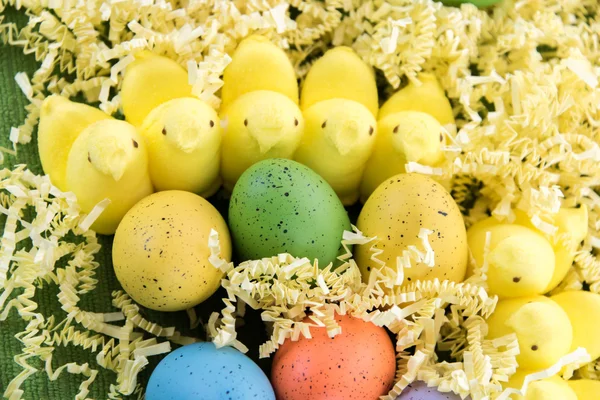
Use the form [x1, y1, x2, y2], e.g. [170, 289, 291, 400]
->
[38, 95, 112, 191]
[378, 73, 455, 125]
[568, 379, 600, 400]
[220, 90, 304, 191]
[467, 219, 555, 298]
[121, 51, 192, 127]
[467, 207, 588, 293]
[66, 119, 153, 235]
[511, 207, 588, 292]
[221, 35, 299, 112]
[139, 98, 222, 197]
[552, 291, 600, 362]
[359, 111, 445, 202]
[506, 370, 577, 400]
[486, 296, 573, 370]
[300, 46, 378, 117]
[294, 99, 377, 205]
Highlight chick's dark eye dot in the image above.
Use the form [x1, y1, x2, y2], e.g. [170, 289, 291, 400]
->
[513, 276, 521, 283]
[321, 120, 327, 128]
[210, 120, 215, 127]
[294, 118, 299, 126]
[132, 139, 138, 148]
[440, 133, 444, 142]
[393, 125, 399, 133]
[244, 118, 248, 126]
[162, 127, 167, 135]
[369, 126, 374, 135]
[87, 153, 91, 163]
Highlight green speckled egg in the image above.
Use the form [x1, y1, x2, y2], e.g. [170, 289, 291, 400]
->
[229, 159, 351, 266]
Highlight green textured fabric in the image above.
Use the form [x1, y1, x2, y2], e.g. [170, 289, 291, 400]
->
[0, 7, 194, 399]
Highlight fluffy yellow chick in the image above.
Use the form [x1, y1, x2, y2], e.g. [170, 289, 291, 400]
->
[300, 46, 379, 117]
[552, 291, 600, 362]
[487, 296, 573, 370]
[66, 119, 153, 235]
[121, 51, 192, 126]
[294, 99, 377, 205]
[139, 98, 222, 197]
[359, 111, 445, 202]
[220, 90, 304, 191]
[506, 370, 577, 400]
[221, 35, 299, 112]
[38, 95, 112, 191]
[467, 219, 555, 298]
[468, 207, 588, 293]
[378, 73, 455, 125]
[568, 379, 600, 400]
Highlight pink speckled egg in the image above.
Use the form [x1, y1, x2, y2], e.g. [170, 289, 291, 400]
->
[271, 313, 396, 400]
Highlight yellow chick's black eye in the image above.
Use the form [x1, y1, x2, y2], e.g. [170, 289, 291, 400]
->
[162, 127, 167, 135]
[244, 118, 248, 127]
[321, 120, 327, 128]
[132, 139, 138, 148]
[87, 153, 91, 163]
[294, 118, 298, 126]
[393, 125, 399, 133]
[210, 120, 215, 128]
[440, 133, 443, 142]
[369, 126, 374, 136]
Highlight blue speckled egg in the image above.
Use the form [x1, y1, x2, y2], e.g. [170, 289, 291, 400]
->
[146, 342, 275, 400]
[228, 159, 351, 266]
[396, 381, 466, 399]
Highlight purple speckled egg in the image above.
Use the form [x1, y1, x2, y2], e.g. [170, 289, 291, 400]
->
[396, 381, 465, 400]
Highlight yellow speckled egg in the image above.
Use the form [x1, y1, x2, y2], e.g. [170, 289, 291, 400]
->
[355, 173, 468, 284]
[112, 191, 231, 311]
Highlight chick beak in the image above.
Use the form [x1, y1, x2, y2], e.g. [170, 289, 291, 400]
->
[328, 119, 360, 156]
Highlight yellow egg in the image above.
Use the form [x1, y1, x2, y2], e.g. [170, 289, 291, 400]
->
[567, 379, 600, 399]
[486, 296, 572, 370]
[355, 173, 468, 284]
[112, 191, 232, 311]
[506, 370, 577, 400]
[467, 219, 555, 298]
[551, 291, 600, 361]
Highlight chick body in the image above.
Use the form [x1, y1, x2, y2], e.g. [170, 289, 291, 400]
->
[221, 35, 299, 112]
[121, 51, 192, 126]
[294, 99, 376, 205]
[360, 111, 445, 202]
[38, 95, 112, 191]
[140, 98, 221, 197]
[300, 47, 378, 117]
[506, 371, 577, 400]
[66, 119, 153, 234]
[220, 90, 304, 191]
[378, 73, 455, 125]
